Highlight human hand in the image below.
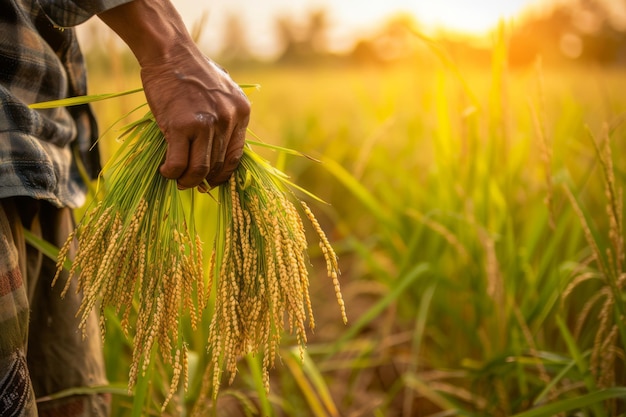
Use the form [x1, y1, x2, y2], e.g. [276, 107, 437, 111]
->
[141, 52, 250, 189]
[98, 0, 250, 189]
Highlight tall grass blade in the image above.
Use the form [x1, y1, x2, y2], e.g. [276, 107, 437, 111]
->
[28, 88, 144, 108]
[245, 354, 273, 417]
[283, 351, 330, 417]
[322, 157, 398, 230]
[402, 374, 461, 413]
[531, 352, 590, 406]
[410, 31, 479, 109]
[22, 228, 72, 271]
[35, 384, 130, 403]
[403, 284, 437, 416]
[300, 349, 340, 417]
[328, 263, 429, 357]
[512, 388, 626, 417]
[28, 84, 257, 109]
[131, 349, 155, 417]
[246, 138, 320, 162]
[555, 315, 606, 417]
[555, 315, 597, 392]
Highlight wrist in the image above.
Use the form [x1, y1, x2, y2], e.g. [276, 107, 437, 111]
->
[98, 0, 196, 67]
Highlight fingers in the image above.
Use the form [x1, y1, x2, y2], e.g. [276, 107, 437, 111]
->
[142, 52, 251, 189]
[207, 94, 250, 186]
[176, 120, 214, 189]
[159, 131, 191, 180]
[207, 128, 225, 180]
[205, 93, 250, 186]
[159, 110, 247, 190]
[207, 124, 246, 187]
[159, 115, 213, 188]
[175, 137, 212, 189]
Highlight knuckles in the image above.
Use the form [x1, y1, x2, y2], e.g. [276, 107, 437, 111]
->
[233, 92, 252, 120]
[158, 86, 250, 135]
[149, 75, 250, 188]
[187, 162, 211, 179]
[160, 162, 186, 179]
[214, 87, 251, 125]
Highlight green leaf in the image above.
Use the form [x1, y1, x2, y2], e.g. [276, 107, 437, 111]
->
[283, 351, 329, 417]
[402, 374, 461, 412]
[512, 388, 626, 417]
[131, 353, 154, 417]
[246, 134, 320, 162]
[22, 228, 72, 271]
[238, 83, 261, 90]
[327, 263, 429, 358]
[245, 354, 273, 417]
[322, 157, 398, 230]
[300, 349, 340, 417]
[531, 351, 590, 406]
[556, 316, 597, 392]
[35, 384, 130, 403]
[28, 88, 144, 109]
[28, 83, 256, 109]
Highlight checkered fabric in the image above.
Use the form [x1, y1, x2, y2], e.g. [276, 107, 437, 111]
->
[0, 0, 129, 208]
[1, 1, 132, 415]
[0, 201, 34, 417]
[0, 198, 110, 417]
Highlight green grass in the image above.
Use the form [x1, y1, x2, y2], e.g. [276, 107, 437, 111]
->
[74, 32, 626, 416]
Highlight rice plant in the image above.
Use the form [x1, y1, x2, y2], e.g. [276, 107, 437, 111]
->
[31, 91, 346, 414]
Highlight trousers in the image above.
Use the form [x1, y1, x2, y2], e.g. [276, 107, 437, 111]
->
[0, 197, 109, 417]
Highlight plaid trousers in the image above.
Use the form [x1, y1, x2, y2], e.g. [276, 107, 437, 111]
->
[0, 198, 109, 417]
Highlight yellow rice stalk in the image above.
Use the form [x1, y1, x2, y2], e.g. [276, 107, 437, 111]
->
[205, 148, 347, 397]
[53, 110, 346, 405]
[54, 114, 203, 406]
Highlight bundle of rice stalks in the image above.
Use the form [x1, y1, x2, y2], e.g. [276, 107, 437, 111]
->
[205, 146, 347, 396]
[45, 98, 346, 405]
[54, 113, 203, 405]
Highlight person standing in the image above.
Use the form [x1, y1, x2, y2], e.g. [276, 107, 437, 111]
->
[0, 1, 250, 415]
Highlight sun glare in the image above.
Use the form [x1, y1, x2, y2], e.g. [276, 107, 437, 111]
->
[167, 0, 541, 57]
[327, 0, 539, 36]
[414, 0, 539, 33]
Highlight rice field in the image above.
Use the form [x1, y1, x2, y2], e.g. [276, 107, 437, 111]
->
[77, 33, 626, 416]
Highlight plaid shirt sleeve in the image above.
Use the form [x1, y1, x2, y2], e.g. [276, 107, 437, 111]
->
[0, 0, 130, 208]
[39, 0, 133, 27]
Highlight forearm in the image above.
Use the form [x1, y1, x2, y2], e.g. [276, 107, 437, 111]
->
[97, 0, 250, 188]
[97, 0, 196, 67]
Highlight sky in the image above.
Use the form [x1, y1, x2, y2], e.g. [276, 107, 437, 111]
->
[80, 0, 544, 58]
[174, 0, 544, 57]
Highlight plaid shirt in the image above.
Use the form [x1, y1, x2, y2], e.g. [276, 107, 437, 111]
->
[0, 0, 130, 208]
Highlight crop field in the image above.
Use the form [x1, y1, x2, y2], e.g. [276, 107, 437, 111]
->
[77, 34, 626, 416]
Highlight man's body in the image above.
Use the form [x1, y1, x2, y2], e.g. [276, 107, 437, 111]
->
[0, 1, 250, 415]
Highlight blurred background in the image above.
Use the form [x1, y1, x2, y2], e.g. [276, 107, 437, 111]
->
[77, 0, 626, 415]
[78, 0, 626, 68]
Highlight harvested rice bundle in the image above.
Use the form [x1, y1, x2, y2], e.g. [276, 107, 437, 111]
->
[52, 107, 346, 403]
[205, 148, 347, 395]
[54, 114, 203, 405]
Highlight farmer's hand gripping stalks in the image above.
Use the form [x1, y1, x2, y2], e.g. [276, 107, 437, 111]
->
[52, 111, 346, 407]
[98, 0, 251, 190]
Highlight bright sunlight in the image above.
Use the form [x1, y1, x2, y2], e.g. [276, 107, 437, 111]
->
[322, 0, 541, 34]
[169, 0, 542, 57]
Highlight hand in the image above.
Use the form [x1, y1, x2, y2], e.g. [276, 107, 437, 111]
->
[98, 0, 251, 188]
[141, 52, 250, 188]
